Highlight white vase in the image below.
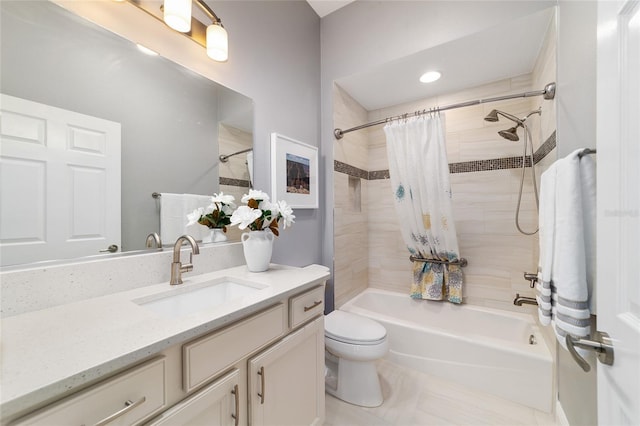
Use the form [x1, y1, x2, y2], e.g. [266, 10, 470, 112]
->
[241, 230, 274, 272]
[203, 228, 228, 243]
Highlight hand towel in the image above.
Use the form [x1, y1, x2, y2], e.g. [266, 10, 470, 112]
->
[536, 162, 558, 326]
[183, 193, 213, 241]
[552, 150, 592, 349]
[536, 149, 596, 354]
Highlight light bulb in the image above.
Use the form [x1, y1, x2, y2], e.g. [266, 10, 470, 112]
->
[207, 23, 228, 62]
[164, 0, 192, 33]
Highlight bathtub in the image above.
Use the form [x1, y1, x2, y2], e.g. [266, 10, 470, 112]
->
[340, 288, 553, 412]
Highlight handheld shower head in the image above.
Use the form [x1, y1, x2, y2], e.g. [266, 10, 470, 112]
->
[498, 126, 520, 141]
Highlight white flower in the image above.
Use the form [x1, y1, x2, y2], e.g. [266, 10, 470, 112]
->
[241, 189, 270, 204]
[221, 204, 235, 215]
[277, 200, 295, 229]
[211, 192, 236, 207]
[186, 207, 205, 226]
[230, 206, 262, 230]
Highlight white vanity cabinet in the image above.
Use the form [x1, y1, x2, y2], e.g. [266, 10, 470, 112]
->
[8, 282, 326, 426]
[248, 316, 324, 426]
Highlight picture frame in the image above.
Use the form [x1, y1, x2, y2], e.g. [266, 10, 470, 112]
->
[270, 132, 318, 209]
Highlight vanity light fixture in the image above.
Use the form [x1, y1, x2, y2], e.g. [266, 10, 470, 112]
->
[419, 71, 442, 83]
[126, 0, 228, 62]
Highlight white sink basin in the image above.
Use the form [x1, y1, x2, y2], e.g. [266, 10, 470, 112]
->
[135, 277, 268, 318]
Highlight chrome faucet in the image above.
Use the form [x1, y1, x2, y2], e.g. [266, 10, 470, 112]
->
[145, 232, 162, 249]
[513, 293, 538, 306]
[170, 235, 200, 285]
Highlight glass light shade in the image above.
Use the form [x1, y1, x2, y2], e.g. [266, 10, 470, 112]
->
[164, 0, 192, 33]
[207, 23, 228, 62]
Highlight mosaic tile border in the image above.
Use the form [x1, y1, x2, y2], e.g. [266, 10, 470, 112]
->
[219, 177, 251, 188]
[335, 131, 556, 178]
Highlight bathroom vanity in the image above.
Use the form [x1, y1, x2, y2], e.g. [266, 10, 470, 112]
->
[0, 263, 329, 425]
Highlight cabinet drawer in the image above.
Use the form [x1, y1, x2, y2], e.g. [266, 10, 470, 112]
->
[289, 285, 325, 329]
[13, 357, 166, 426]
[183, 303, 286, 392]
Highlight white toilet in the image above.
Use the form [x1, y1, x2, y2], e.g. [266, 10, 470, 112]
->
[324, 310, 389, 407]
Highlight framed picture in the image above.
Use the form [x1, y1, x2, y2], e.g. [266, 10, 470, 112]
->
[270, 133, 318, 209]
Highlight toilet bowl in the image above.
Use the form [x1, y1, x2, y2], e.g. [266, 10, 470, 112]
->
[324, 310, 388, 407]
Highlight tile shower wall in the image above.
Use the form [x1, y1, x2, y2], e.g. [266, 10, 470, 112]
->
[333, 85, 370, 308]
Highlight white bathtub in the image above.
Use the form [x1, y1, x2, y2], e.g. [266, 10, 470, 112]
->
[340, 288, 553, 412]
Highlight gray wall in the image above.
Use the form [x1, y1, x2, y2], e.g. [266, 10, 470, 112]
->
[556, 1, 598, 424]
[205, 1, 322, 267]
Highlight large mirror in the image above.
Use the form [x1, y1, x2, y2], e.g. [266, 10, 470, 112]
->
[0, 1, 253, 267]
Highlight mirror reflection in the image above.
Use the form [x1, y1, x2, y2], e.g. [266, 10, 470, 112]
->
[0, 1, 253, 267]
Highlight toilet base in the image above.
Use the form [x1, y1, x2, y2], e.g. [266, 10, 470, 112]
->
[325, 353, 384, 407]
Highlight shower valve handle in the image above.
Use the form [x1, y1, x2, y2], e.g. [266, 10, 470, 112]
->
[523, 272, 538, 288]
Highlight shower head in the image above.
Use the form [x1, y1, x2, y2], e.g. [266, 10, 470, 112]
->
[498, 126, 520, 141]
[484, 109, 523, 125]
[484, 109, 500, 122]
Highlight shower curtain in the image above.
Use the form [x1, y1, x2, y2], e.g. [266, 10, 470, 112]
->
[384, 114, 463, 303]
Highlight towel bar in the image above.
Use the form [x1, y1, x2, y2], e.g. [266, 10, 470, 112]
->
[409, 256, 468, 267]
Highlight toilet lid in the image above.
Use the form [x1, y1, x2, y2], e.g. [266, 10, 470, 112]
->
[325, 310, 387, 345]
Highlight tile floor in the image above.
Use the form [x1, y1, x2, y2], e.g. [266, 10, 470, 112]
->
[324, 359, 557, 426]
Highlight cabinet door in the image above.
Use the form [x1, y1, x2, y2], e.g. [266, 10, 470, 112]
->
[146, 369, 240, 426]
[248, 316, 324, 426]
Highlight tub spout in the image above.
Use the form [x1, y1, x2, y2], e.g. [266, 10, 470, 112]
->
[513, 293, 538, 306]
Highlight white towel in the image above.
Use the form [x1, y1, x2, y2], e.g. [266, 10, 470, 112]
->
[160, 193, 212, 244]
[536, 162, 557, 325]
[536, 149, 596, 352]
[160, 193, 187, 245]
[184, 193, 213, 241]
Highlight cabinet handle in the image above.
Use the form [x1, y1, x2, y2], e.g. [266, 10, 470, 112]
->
[94, 396, 146, 426]
[231, 384, 239, 426]
[257, 366, 265, 404]
[304, 300, 322, 312]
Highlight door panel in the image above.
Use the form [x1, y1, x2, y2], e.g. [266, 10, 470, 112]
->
[0, 94, 121, 265]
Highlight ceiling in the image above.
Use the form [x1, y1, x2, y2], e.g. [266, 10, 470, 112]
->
[306, 0, 355, 18]
[331, 7, 555, 111]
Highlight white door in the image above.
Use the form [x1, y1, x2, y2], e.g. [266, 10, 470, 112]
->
[0, 94, 121, 266]
[596, 1, 640, 424]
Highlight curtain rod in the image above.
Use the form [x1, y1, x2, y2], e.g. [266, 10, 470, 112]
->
[219, 148, 253, 163]
[333, 82, 557, 140]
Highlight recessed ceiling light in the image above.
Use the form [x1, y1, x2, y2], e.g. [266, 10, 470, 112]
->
[419, 71, 441, 83]
[136, 44, 159, 56]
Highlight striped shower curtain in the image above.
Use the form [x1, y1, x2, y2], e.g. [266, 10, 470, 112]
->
[384, 114, 463, 303]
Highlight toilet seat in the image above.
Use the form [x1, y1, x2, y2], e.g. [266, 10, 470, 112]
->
[325, 310, 387, 345]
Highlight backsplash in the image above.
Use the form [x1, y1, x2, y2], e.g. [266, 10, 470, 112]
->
[1, 242, 244, 318]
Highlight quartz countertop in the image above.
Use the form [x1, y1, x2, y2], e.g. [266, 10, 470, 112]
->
[0, 263, 330, 420]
